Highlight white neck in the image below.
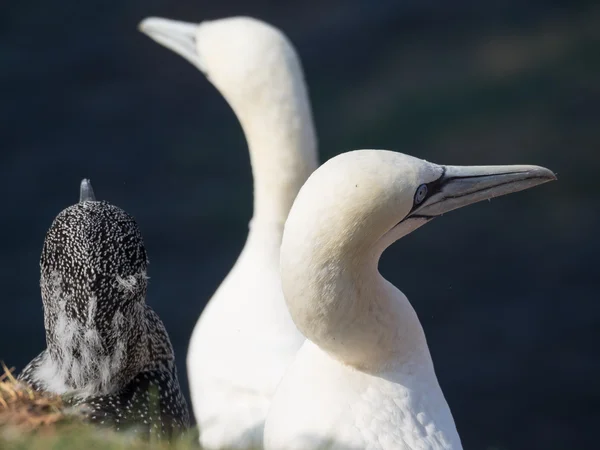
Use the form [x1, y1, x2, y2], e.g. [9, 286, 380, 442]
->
[282, 220, 434, 371]
[240, 95, 317, 230]
[207, 30, 318, 230]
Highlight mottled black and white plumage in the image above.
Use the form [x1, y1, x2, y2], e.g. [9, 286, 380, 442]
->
[19, 179, 189, 437]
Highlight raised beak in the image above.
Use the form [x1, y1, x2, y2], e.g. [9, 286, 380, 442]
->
[414, 164, 556, 218]
[138, 17, 206, 72]
[79, 178, 96, 203]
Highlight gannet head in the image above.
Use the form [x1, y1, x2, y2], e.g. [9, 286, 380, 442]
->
[281, 150, 555, 355]
[284, 150, 556, 261]
[139, 16, 303, 114]
[40, 179, 149, 393]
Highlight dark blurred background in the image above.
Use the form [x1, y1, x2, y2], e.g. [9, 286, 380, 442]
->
[1, 1, 598, 449]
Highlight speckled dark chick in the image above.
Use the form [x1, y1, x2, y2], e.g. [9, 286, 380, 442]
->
[19, 179, 190, 438]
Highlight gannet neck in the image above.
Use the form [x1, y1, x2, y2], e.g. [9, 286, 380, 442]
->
[282, 149, 556, 372]
[281, 196, 429, 372]
[241, 95, 317, 228]
[139, 16, 318, 227]
[200, 17, 318, 227]
[285, 244, 430, 371]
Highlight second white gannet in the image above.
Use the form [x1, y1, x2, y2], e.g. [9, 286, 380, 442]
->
[264, 150, 555, 450]
[139, 16, 318, 448]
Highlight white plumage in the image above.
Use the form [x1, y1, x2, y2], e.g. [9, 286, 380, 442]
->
[139, 16, 318, 449]
[264, 150, 555, 449]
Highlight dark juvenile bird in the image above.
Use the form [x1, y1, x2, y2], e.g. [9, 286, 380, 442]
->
[19, 179, 190, 437]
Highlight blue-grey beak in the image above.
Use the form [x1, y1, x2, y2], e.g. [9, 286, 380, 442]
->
[412, 164, 556, 218]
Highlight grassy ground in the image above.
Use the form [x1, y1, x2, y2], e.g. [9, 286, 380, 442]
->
[0, 364, 201, 450]
[0, 426, 201, 450]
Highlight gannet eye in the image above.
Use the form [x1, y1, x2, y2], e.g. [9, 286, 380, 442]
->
[414, 184, 428, 204]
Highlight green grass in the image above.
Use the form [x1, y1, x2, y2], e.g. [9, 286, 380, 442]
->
[0, 364, 202, 450]
[0, 425, 202, 450]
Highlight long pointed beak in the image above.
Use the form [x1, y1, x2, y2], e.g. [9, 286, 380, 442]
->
[415, 164, 556, 217]
[138, 17, 206, 72]
[80, 178, 96, 202]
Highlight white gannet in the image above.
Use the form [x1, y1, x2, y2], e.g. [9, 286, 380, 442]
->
[138, 16, 318, 448]
[264, 150, 555, 450]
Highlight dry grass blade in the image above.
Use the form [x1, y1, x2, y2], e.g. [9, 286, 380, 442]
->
[0, 362, 72, 432]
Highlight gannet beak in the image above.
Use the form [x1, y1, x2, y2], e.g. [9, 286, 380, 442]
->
[138, 17, 206, 72]
[80, 178, 96, 202]
[414, 164, 556, 218]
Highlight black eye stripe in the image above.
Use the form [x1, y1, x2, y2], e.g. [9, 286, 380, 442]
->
[410, 166, 447, 211]
[389, 167, 448, 230]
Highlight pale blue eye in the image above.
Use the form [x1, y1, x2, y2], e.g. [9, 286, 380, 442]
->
[414, 184, 428, 204]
